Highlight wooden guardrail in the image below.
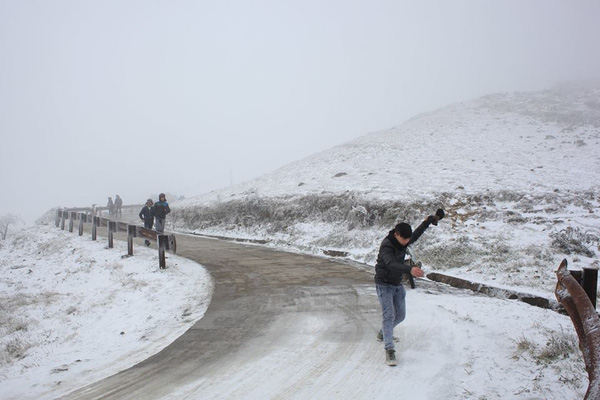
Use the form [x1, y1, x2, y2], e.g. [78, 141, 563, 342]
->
[54, 208, 176, 269]
[555, 259, 600, 399]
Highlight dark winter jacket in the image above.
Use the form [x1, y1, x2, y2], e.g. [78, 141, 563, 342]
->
[139, 206, 153, 228]
[152, 201, 171, 219]
[374, 220, 431, 286]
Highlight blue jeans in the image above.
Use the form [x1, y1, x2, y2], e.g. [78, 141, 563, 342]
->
[155, 218, 166, 233]
[376, 283, 406, 350]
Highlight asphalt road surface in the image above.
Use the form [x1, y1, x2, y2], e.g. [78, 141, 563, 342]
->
[59, 232, 395, 399]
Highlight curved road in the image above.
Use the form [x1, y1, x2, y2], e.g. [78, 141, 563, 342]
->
[60, 233, 387, 399]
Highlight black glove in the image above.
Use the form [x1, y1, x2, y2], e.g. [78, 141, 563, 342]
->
[427, 209, 445, 226]
[436, 209, 445, 220]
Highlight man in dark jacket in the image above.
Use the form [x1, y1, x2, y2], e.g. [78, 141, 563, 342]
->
[375, 209, 445, 366]
[114, 195, 123, 217]
[107, 197, 114, 216]
[139, 199, 154, 246]
[152, 193, 171, 234]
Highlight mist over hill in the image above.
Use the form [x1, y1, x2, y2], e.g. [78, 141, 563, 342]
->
[172, 83, 600, 296]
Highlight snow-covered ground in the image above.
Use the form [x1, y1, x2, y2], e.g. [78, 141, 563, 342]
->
[0, 224, 212, 399]
[1, 83, 598, 399]
[0, 223, 588, 399]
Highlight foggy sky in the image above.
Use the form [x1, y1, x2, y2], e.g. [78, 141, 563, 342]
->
[1, 0, 599, 224]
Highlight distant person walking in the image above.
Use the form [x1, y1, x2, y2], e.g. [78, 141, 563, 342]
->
[139, 199, 154, 246]
[374, 209, 445, 366]
[107, 197, 114, 216]
[114, 195, 123, 217]
[152, 193, 171, 234]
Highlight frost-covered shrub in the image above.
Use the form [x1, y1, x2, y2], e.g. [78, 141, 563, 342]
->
[417, 236, 481, 268]
[550, 227, 597, 257]
[172, 192, 443, 233]
[537, 332, 578, 363]
[0, 337, 31, 367]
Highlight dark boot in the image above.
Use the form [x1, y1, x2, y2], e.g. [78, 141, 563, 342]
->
[385, 349, 398, 366]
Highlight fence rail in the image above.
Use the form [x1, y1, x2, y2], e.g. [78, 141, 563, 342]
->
[55, 207, 176, 269]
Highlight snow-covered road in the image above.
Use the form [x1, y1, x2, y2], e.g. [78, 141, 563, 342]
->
[58, 233, 584, 399]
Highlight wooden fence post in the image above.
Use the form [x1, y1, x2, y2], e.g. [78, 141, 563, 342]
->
[61, 210, 66, 230]
[127, 225, 136, 256]
[55, 210, 61, 227]
[108, 221, 116, 248]
[158, 235, 167, 269]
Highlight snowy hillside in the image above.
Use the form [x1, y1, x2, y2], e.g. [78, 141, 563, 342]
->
[181, 82, 600, 200]
[173, 82, 600, 298]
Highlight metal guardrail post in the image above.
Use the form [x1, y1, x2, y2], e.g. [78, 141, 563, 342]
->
[92, 216, 99, 241]
[78, 213, 86, 236]
[570, 268, 598, 309]
[158, 235, 167, 269]
[583, 267, 598, 309]
[108, 221, 116, 248]
[127, 225, 136, 256]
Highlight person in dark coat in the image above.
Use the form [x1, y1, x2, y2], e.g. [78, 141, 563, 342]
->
[139, 199, 154, 246]
[152, 193, 170, 234]
[107, 197, 114, 216]
[374, 209, 445, 366]
[114, 195, 123, 217]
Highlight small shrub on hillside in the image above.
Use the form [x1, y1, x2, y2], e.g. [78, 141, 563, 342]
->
[514, 335, 536, 355]
[0, 336, 31, 367]
[417, 236, 481, 268]
[550, 227, 598, 257]
[537, 332, 578, 363]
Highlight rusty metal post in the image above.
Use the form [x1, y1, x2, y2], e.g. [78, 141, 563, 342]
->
[108, 221, 116, 248]
[556, 259, 600, 399]
[68, 212, 75, 232]
[127, 225, 136, 256]
[158, 234, 167, 269]
[92, 216, 99, 240]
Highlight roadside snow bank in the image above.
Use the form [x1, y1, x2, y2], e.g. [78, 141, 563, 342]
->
[0, 224, 213, 400]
